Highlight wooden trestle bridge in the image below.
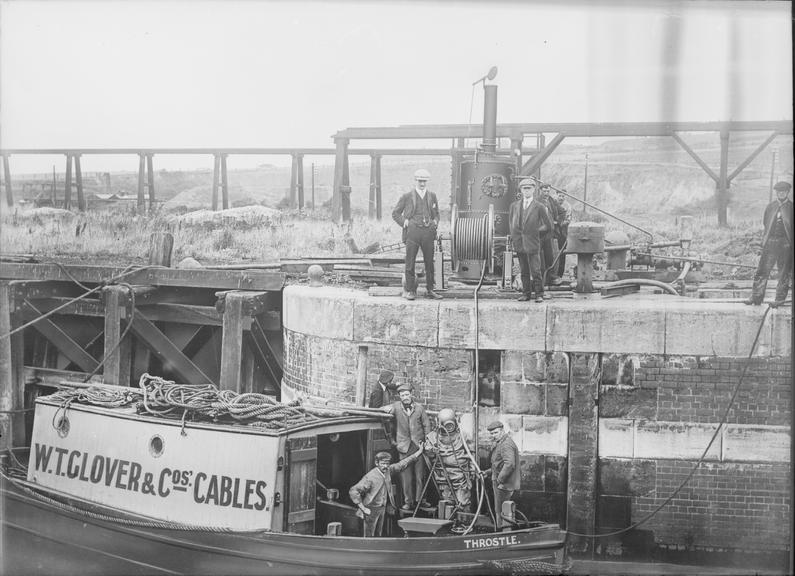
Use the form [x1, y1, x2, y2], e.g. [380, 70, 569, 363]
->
[0, 247, 286, 450]
[1, 120, 792, 226]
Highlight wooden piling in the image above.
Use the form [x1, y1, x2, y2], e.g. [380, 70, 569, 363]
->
[2, 155, 12, 207]
[75, 154, 85, 211]
[102, 285, 131, 387]
[0, 283, 25, 449]
[219, 292, 245, 392]
[148, 232, 174, 267]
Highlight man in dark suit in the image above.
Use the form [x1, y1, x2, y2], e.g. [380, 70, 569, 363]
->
[391, 168, 442, 301]
[382, 383, 432, 510]
[483, 420, 520, 529]
[745, 181, 793, 308]
[509, 179, 554, 303]
[368, 370, 396, 408]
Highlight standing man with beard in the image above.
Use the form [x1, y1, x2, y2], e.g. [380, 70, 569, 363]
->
[509, 179, 554, 303]
[382, 383, 432, 510]
[745, 181, 792, 308]
[392, 169, 442, 301]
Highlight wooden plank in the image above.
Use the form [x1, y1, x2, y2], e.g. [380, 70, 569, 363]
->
[0, 264, 286, 292]
[130, 315, 213, 385]
[219, 292, 245, 392]
[22, 301, 99, 373]
[102, 286, 131, 386]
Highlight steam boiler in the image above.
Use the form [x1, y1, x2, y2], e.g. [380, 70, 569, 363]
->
[450, 83, 517, 282]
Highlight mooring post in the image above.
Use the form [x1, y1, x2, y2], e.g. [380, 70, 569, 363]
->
[148, 232, 174, 267]
[219, 292, 245, 393]
[102, 285, 132, 387]
[0, 282, 25, 449]
[566, 352, 600, 555]
[2, 154, 13, 208]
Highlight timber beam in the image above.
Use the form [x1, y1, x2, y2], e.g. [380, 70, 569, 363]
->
[21, 300, 100, 373]
[0, 263, 286, 291]
[129, 314, 214, 385]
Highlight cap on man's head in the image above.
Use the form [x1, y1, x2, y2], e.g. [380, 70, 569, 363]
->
[486, 420, 504, 431]
[397, 383, 414, 394]
[379, 370, 394, 385]
[518, 178, 536, 189]
[414, 168, 431, 181]
[773, 181, 792, 192]
[540, 183, 550, 190]
[375, 451, 392, 463]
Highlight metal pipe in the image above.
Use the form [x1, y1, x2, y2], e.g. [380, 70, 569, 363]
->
[539, 179, 655, 242]
[632, 252, 756, 269]
[601, 279, 679, 296]
[482, 85, 498, 154]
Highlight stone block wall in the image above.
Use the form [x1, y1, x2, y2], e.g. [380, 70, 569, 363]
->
[282, 286, 791, 561]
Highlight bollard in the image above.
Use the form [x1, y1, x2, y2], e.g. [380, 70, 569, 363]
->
[501, 500, 516, 530]
[327, 522, 342, 536]
[308, 264, 324, 287]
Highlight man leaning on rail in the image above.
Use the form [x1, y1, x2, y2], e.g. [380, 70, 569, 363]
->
[744, 180, 792, 308]
[392, 168, 442, 300]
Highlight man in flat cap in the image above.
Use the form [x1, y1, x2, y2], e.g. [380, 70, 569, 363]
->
[537, 182, 563, 288]
[382, 383, 432, 510]
[392, 168, 442, 301]
[369, 370, 397, 409]
[482, 421, 520, 529]
[509, 178, 554, 302]
[745, 181, 792, 308]
[349, 444, 425, 537]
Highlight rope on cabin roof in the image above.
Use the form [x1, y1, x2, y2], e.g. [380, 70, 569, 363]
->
[44, 374, 376, 430]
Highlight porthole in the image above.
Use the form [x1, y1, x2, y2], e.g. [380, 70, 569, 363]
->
[149, 435, 164, 458]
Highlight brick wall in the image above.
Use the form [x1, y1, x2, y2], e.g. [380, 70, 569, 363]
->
[598, 354, 792, 554]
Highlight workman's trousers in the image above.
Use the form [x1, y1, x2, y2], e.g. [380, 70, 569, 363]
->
[517, 251, 543, 297]
[399, 444, 426, 507]
[556, 226, 568, 278]
[494, 487, 516, 529]
[404, 224, 436, 293]
[750, 237, 792, 304]
[540, 234, 558, 285]
[362, 505, 386, 537]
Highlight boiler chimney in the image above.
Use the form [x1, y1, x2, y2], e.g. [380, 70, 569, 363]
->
[482, 84, 498, 154]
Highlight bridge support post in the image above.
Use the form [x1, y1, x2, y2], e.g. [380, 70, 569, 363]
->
[146, 154, 156, 213]
[75, 154, 85, 211]
[137, 154, 147, 214]
[717, 129, 730, 227]
[2, 155, 13, 208]
[369, 154, 381, 220]
[64, 154, 73, 210]
[332, 138, 349, 222]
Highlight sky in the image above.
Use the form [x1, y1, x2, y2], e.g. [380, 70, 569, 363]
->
[0, 0, 792, 173]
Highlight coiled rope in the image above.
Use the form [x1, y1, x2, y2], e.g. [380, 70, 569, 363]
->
[45, 373, 386, 432]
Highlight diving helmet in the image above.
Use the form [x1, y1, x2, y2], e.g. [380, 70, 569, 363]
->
[437, 408, 458, 434]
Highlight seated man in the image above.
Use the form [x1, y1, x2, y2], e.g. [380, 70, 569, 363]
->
[349, 445, 424, 537]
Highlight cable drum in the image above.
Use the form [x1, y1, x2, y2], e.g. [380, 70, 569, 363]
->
[452, 214, 491, 261]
